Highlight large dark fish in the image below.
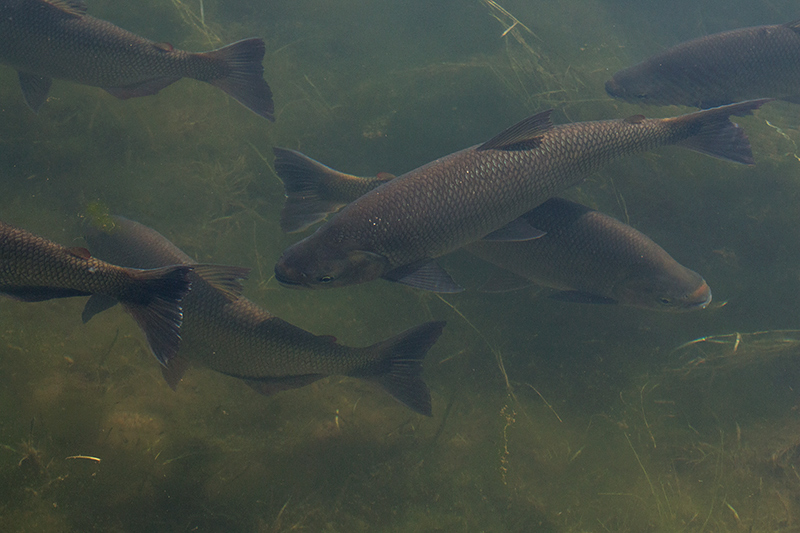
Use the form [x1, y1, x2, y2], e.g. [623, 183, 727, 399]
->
[0, 219, 198, 364]
[0, 0, 274, 119]
[83, 216, 445, 416]
[606, 20, 800, 109]
[274, 100, 766, 293]
[273, 149, 712, 311]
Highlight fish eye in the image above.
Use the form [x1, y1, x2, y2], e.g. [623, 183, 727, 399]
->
[636, 93, 648, 99]
[658, 297, 672, 305]
[318, 275, 334, 283]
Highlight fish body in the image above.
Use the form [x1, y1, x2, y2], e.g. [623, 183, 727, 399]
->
[272, 149, 712, 311]
[0, 219, 194, 364]
[274, 100, 765, 292]
[606, 20, 800, 108]
[0, 0, 274, 118]
[465, 198, 711, 311]
[84, 217, 445, 416]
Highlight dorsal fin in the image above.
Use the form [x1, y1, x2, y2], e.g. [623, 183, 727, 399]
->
[623, 114, 646, 124]
[67, 246, 91, 260]
[47, 0, 88, 16]
[477, 110, 554, 151]
[785, 19, 800, 33]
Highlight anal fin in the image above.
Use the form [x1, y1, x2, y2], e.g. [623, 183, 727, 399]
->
[18, 72, 52, 112]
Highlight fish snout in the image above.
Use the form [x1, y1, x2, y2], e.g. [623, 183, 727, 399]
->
[685, 280, 712, 310]
[605, 78, 622, 98]
[274, 262, 306, 288]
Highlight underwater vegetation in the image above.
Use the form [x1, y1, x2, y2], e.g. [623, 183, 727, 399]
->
[1, 0, 800, 531]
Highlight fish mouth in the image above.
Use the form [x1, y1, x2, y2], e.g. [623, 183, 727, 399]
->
[273, 268, 304, 288]
[605, 78, 622, 98]
[684, 282, 712, 310]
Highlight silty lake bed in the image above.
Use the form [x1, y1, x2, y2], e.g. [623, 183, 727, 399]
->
[2, 0, 800, 530]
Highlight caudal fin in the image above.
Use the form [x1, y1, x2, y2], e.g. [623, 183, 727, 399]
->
[274, 147, 351, 232]
[672, 98, 772, 164]
[273, 147, 393, 232]
[120, 265, 193, 366]
[357, 321, 446, 416]
[206, 38, 274, 121]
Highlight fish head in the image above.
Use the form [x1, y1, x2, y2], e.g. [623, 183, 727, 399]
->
[613, 268, 712, 312]
[274, 241, 390, 289]
[606, 63, 706, 107]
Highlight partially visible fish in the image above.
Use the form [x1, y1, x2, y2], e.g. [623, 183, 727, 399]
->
[274, 100, 766, 293]
[0, 0, 274, 119]
[83, 216, 445, 416]
[606, 20, 800, 108]
[272, 149, 712, 311]
[0, 219, 202, 364]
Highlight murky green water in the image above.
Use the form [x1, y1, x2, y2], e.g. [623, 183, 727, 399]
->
[2, 0, 800, 530]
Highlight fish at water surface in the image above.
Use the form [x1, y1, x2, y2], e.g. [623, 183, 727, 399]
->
[273, 100, 767, 293]
[606, 19, 800, 109]
[0, 219, 203, 365]
[83, 216, 445, 416]
[0, 0, 274, 119]
[272, 149, 712, 312]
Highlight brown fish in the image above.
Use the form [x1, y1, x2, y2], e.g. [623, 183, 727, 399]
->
[0, 219, 202, 364]
[83, 216, 446, 416]
[0, 0, 274, 118]
[274, 100, 766, 293]
[606, 20, 800, 108]
[273, 149, 712, 311]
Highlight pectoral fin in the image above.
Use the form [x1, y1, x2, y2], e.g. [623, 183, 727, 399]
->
[549, 290, 618, 305]
[1, 286, 89, 302]
[18, 72, 52, 113]
[240, 374, 325, 396]
[478, 270, 532, 293]
[47, 0, 88, 16]
[104, 77, 181, 99]
[482, 217, 546, 241]
[383, 261, 464, 293]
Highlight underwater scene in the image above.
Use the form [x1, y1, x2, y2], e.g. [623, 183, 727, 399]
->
[2, 0, 800, 530]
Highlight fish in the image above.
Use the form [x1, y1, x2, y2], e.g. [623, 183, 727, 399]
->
[0, 219, 203, 365]
[272, 149, 712, 311]
[83, 216, 446, 416]
[0, 0, 274, 119]
[273, 99, 767, 293]
[605, 20, 800, 109]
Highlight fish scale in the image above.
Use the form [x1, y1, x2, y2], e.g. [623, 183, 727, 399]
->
[84, 216, 445, 416]
[1, 221, 152, 299]
[0, 219, 201, 365]
[275, 100, 765, 292]
[606, 20, 800, 108]
[0, 0, 274, 118]
[272, 149, 712, 311]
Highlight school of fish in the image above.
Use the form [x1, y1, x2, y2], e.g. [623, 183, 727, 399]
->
[3, 2, 797, 415]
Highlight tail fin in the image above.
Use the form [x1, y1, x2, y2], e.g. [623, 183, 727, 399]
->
[206, 38, 274, 121]
[273, 147, 393, 232]
[357, 321, 446, 416]
[120, 265, 193, 367]
[274, 147, 351, 233]
[672, 98, 771, 164]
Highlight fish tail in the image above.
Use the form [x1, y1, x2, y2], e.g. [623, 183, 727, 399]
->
[119, 265, 194, 367]
[360, 321, 446, 416]
[273, 147, 354, 232]
[205, 38, 274, 120]
[671, 98, 772, 164]
[273, 147, 394, 232]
